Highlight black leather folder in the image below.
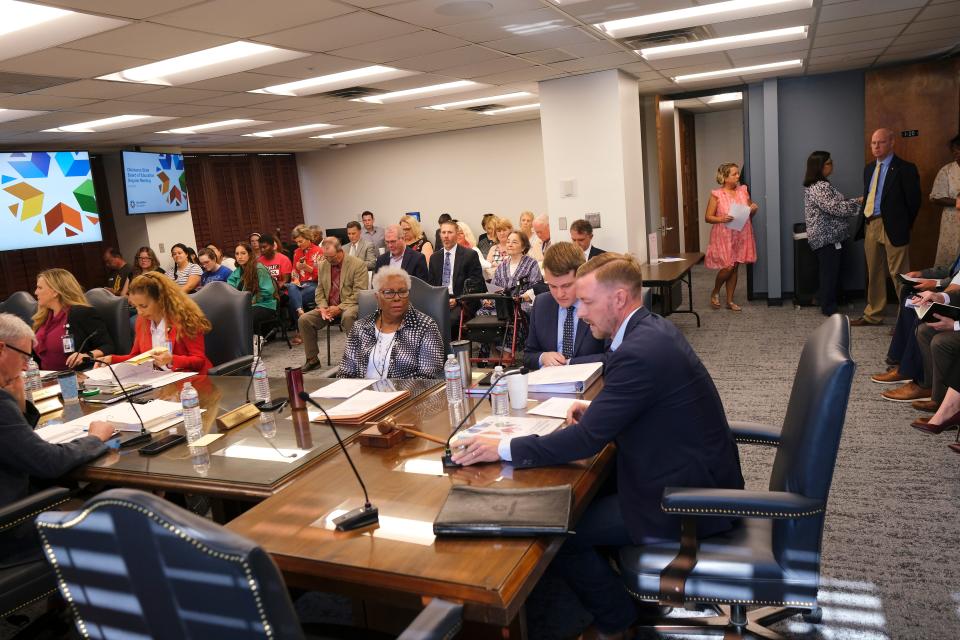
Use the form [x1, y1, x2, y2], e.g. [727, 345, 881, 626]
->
[433, 484, 572, 537]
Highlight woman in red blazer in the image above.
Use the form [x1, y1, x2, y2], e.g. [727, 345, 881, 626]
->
[101, 272, 213, 374]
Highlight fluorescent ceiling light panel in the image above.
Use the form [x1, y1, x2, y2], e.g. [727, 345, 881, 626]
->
[596, 0, 813, 39]
[356, 80, 479, 104]
[250, 65, 416, 97]
[673, 59, 803, 82]
[481, 103, 540, 116]
[98, 41, 308, 86]
[424, 92, 534, 111]
[0, 0, 127, 62]
[158, 119, 259, 134]
[0, 1, 71, 35]
[313, 126, 395, 139]
[42, 115, 173, 133]
[706, 92, 743, 104]
[0, 109, 47, 123]
[244, 123, 334, 138]
[640, 26, 808, 60]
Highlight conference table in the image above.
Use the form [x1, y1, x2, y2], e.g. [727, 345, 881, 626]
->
[226, 379, 610, 639]
[641, 251, 704, 327]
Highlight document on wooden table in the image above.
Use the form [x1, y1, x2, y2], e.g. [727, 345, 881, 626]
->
[309, 378, 375, 399]
[527, 397, 591, 419]
[527, 361, 602, 394]
[308, 390, 407, 422]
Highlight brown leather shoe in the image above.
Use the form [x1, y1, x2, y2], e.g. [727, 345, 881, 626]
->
[850, 317, 883, 327]
[578, 626, 635, 640]
[881, 382, 932, 403]
[871, 368, 911, 384]
[949, 443, 960, 454]
[912, 399, 939, 412]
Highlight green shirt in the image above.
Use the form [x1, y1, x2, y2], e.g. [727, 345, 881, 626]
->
[227, 263, 277, 310]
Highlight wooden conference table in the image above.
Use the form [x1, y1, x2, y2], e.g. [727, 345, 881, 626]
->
[641, 251, 704, 327]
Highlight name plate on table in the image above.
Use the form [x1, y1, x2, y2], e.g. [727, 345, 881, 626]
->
[216, 403, 260, 430]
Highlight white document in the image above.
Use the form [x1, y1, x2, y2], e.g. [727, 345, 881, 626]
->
[34, 422, 89, 445]
[451, 415, 563, 445]
[309, 390, 406, 422]
[657, 257, 686, 263]
[83, 365, 195, 389]
[309, 378, 375, 399]
[899, 273, 925, 284]
[527, 397, 591, 419]
[213, 439, 304, 464]
[527, 361, 603, 394]
[43, 400, 200, 436]
[725, 203, 751, 232]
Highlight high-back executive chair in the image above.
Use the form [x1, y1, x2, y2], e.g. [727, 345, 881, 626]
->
[37, 489, 463, 640]
[190, 281, 254, 376]
[0, 291, 37, 326]
[85, 287, 133, 354]
[618, 314, 855, 638]
[358, 277, 451, 353]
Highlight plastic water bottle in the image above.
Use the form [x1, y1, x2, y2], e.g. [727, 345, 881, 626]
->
[252, 359, 270, 403]
[491, 366, 509, 421]
[444, 354, 465, 426]
[190, 445, 210, 477]
[24, 359, 41, 403]
[258, 412, 277, 439]
[180, 382, 203, 443]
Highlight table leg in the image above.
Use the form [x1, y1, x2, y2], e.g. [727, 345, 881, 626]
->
[685, 270, 701, 327]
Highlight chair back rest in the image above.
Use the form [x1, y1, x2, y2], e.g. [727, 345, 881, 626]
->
[85, 288, 133, 354]
[358, 289, 377, 319]
[410, 277, 450, 353]
[36, 488, 304, 639]
[0, 291, 37, 326]
[190, 281, 253, 365]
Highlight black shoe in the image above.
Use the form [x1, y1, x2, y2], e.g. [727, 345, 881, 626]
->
[302, 359, 322, 372]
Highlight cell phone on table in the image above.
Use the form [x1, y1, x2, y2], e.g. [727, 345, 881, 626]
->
[138, 434, 186, 456]
[255, 398, 287, 412]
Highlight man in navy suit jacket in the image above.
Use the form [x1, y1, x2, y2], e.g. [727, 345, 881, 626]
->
[374, 224, 428, 282]
[428, 220, 484, 319]
[454, 253, 743, 636]
[524, 241, 605, 370]
[569, 218, 606, 261]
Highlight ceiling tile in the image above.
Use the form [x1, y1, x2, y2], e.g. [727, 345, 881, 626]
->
[149, 0, 354, 38]
[28, 79, 157, 99]
[810, 40, 893, 58]
[0, 94, 99, 110]
[813, 26, 903, 48]
[725, 39, 811, 63]
[556, 40, 622, 58]
[708, 8, 818, 37]
[250, 53, 378, 81]
[59, 23, 232, 60]
[883, 37, 959, 56]
[0, 49, 153, 78]
[550, 51, 639, 73]
[820, 0, 926, 22]
[520, 49, 575, 64]
[483, 27, 600, 55]
[329, 30, 468, 63]
[187, 93, 288, 108]
[125, 87, 233, 104]
[644, 51, 730, 71]
[373, 0, 543, 29]
[179, 72, 295, 92]
[40, 0, 204, 20]
[561, 0, 688, 25]
[814, 10, 920, 37]
[893, 28, 960, 47]
[901, 16, 960, 35]
[916, 2, 960, 20]
[437, 7, 574, 42]
[471, 66, 566, 85]
[432, 56, 531, 79]
[255, 12, 421, 53]
[392, 45, 505, 72]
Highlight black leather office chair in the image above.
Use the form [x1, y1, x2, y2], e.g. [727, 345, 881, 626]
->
[190, 281, 254, 376]
[85, 287, 133, 354]
[357, 279, 451, 353]
[36, 489, 463, 640]
[0, 291, 37, 326]
[618, 314, 855, 638]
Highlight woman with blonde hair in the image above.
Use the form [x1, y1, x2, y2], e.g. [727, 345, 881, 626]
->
[100, 272, 213, 373]
[399, 215, 433, 262]
[704, 162, 758, 311]
[456, 221, 491, 270]
[32, 268, 114, 370]
[484, 217, 513, 280]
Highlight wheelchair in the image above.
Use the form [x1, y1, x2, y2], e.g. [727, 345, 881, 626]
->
[455, 289, 529, 368]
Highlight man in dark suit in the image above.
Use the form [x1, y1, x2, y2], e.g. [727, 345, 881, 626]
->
[852, 127, 921, 326]
[374, 224, 428, 282]
[570, 218, 606, 261]
[454, 253, 743, 637]
[524, 241, 605, 370]
[428, 219, 484, 319]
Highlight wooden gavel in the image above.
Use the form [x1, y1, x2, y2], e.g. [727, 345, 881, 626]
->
[376, 416, 446, 445]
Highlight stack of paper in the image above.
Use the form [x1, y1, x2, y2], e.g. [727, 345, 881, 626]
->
[309, 378, 375, 399]
[527, 397, 591, 419]
[35, 400, 200, 444]
[527, 362, 603, 394]
[451, 416, 563, 446]
[308, 390, 407, 422]
[83, 364, 195, 390]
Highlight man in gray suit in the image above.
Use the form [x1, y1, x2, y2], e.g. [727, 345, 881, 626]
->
[345, 221, 378, 271]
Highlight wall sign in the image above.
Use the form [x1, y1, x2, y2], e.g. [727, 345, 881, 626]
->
[901, 130, 919, 138]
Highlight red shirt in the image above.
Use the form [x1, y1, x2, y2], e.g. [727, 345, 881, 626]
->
[34, 309, 69, 371]
[292, 244, 321, 283]
[258, 253, 293, 281]
[329, 262, 342, 307]
[113, 316, 212, 374]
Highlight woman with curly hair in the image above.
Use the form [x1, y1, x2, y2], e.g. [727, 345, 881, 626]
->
[100, 272, 213, 373]
[228, 242, 277, 333]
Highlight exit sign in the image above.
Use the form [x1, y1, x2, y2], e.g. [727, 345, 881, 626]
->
[901, 130, 919, 138]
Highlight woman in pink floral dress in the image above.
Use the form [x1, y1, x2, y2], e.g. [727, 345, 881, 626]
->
[705, 162, 759, 311]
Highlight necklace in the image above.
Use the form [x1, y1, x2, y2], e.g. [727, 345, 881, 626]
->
[373, 317, 398, 378]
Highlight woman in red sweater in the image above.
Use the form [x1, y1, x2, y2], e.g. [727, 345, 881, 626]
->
[101, 272, 213, 374]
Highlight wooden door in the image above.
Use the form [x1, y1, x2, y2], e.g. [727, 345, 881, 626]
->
[656, 97, 681, 254]
[678, 110, 700, 253]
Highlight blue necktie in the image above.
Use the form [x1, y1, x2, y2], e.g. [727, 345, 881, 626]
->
[442, 250, 451, 287]
[562, 306, 575, 359]
[950, 252, 960, 277]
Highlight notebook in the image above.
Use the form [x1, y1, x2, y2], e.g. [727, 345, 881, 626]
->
[433, 484, 573, 537]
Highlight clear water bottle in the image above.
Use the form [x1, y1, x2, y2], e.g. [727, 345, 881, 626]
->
[444, 354, 465, 426]
[180, 382, 203, 443]
[491, 366, 509, 420]
[24, 359, 41, 403]
[190, 445, 210, 476]
[258, 412, 277, 439]
[252, 359, 270, 403]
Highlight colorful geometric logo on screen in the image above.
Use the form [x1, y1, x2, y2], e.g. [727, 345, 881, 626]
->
[1, 152, 98, 238]
[155, 153, 187, 207]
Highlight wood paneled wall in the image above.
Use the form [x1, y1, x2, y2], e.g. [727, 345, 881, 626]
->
[184, 154, 305, 252]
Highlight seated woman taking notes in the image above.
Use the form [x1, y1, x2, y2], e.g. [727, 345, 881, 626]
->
[99, 272, 212, 374]
[337, 266, 444, 380]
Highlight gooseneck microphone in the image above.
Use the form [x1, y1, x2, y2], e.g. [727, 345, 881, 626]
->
[442, 366, 529, 468]
[299, 392, 379, 531]
[93, 357, 152, 449]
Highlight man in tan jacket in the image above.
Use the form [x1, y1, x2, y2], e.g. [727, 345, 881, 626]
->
[300, 236, 368, 371]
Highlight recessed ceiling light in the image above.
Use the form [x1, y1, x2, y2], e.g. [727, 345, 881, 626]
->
[158, 119, 259, 134]
[98, 41, 307, 86]
[42, 115, 173, 133]
[673, 59, 803, 83]
[424, 92, 533, 110]
[481, 103, 540, 115]
[313, 126, 395, 139]
[596, 0, 813, 39]
[0, 109, 47, 123]
[1, 1, 72, 36]
[706, 92, 743, 104]
[640, 26, 808, 60]
[243, 123, 335, 138]
[249, 65, 416, 97]
[0, 1, 127, 62]
[356, 80, 479, 104]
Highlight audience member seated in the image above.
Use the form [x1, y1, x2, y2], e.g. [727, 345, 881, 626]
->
[570, 218, 605, 260]
[429, 220, 485, 327]
[287, 224, 322, 344]
[132, 246, 165, 277]
[344, 220, 377, 270]
[337, 266, 443, 380]
[361, 210, 385, 250]
[258, 233, 293, 286]
[476, 231, 541, 351]
[374, 224, 428, 281]
[519, 210, 543, 261]
[434, 213, 452, 249]
[228, 242, 277, 334]
[477, 213, 497, 257]
[197, 248, 232, 288]
[484, 216, 512, 280]
[248, 232, 262, 259]
[309, 225, 325, 245]
[0, 313, 112, 563]
[205, 243, 235, 271]
[452, 253, 744, 638]
[399, 215, 434, 262]
[532, 213, 552, 254]
[456, 220, 491, 270]
[32, 269, 114, 371]
[913, 382, 960, 442]
[168, 243, 202, 293]
[524, 242, 605, 370]
[300, 237, 368, 371]
[103, 247, 132, 296]
[101, 272, 213, 374]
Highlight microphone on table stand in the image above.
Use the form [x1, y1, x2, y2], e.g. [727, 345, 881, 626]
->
[92, 349, 152, 449]
[299, 392, 378, 531]
[68, 331, 99, 371]
[442, 366, 529, 468]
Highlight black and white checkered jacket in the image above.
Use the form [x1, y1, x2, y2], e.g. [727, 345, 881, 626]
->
[337, 308, 444, 379]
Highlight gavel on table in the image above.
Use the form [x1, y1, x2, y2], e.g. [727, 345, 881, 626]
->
[376, 416, 446, 445]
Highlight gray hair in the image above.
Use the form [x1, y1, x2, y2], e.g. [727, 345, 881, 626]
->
[384, 224, 402, 240]
[321, 236, 341, 251]
[533, 214, 550, 226]
[0, 313, 34, 346]
[372, 265, 411, 292]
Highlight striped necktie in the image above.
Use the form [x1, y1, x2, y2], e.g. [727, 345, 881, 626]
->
[562, 306, 575, 359]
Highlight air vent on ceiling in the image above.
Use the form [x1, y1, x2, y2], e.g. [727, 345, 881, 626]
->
[319, 86, 380, 100]
[466, 104, 500, 112]
[0, 72, 77, 94]
[619, 26, 711, 50]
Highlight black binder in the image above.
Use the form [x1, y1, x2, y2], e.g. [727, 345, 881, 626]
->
[433, 484, 572, 537]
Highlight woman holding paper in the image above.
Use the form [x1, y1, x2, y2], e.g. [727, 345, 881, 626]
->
[100, 272, 213, 374]
[704, 163, 758, 311]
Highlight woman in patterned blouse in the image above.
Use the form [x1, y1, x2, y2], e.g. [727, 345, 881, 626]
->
[484, 217, 513, 280]
[803, 150, 863, 316]
[337, 266, 444, 380]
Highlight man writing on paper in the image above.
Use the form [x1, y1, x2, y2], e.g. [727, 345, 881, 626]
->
[453, 253, 744, 639]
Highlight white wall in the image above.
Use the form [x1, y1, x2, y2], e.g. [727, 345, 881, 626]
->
[296, 120, 547, 240]
[694, 109, 744, 252]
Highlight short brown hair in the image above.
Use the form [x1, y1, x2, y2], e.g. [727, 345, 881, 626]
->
[346, 220, 361, 231]
[494, 217, 513, 233]
[569, 219, 593, 235]
[576, 252, 643, 299]
[542, 241, 584, 277]
[509, 230, 531, 254]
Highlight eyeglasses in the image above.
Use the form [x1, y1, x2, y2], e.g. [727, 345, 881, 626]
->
[379, 289, 410, 299]
[2, 343, 32, 364]
[138, 255, 151, 261]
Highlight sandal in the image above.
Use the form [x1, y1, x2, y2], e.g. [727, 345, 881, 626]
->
[727, 302, 742, 312]
[710, 294, 721, 309]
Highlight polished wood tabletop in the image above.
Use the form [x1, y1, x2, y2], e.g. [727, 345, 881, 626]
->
[226, 380, 611, 631]
[640, 252, 704, 284]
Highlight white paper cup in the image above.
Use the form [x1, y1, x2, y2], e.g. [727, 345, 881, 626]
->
[506, 374, 529, 410]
